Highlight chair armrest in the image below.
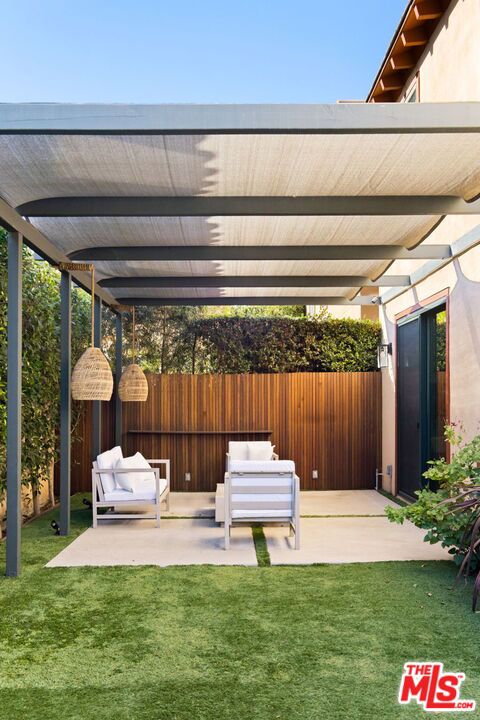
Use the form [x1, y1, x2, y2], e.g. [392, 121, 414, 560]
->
[272, 453, 279, 461]
[146, 459, 170, 491]
[94, 468, 155, 474]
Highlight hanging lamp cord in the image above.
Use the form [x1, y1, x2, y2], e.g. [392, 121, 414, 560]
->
[91, 266, 95, 348]
[132, 306, 136, 363]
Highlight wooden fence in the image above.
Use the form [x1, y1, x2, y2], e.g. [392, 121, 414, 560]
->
[69, 372, 381, 493]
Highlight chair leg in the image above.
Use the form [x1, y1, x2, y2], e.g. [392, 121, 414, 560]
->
[92, 496, 98, 528]
[225, 522, 230, 550]
[294, 524, 300, 550]
[156, 503, 161, 528]
[165, 492, 170, 512]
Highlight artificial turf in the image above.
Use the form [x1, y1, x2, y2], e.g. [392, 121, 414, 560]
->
[0, 496, 479, 720]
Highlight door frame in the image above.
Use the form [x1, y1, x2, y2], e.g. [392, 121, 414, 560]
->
[394, 289, 450, 496]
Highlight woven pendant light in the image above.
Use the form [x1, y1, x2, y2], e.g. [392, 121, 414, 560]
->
[69, 264, 113, 401]
[118, 306, 148, 402]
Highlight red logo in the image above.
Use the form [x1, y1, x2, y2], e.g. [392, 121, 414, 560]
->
[399, 663, 475, 712]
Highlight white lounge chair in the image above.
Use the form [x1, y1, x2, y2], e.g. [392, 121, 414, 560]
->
[224, 459, 300, 550]
[226, 441, 279, 471]
[92, 446, 170, 528]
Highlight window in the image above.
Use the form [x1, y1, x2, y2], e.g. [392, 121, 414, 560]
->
[404, 73, 420, 103]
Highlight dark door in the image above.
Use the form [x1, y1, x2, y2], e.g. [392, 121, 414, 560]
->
[397, 318, 421, 498]
[397, 304, 447, 498]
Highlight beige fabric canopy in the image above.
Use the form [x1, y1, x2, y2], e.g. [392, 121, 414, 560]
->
[1, 102, 480, 305]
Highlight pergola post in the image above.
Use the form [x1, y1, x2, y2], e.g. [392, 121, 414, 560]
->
[115, 312, 123, 447]
[6, 231, 22, 577]
[92, 295, 102, 459]
[59, 271, 71, 535]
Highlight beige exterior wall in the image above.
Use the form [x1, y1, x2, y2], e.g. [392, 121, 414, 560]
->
[380, 0, 480, 493]
[401, 0, 480, 103]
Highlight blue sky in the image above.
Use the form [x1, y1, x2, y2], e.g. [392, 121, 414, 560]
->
[3, 0, 406, 103]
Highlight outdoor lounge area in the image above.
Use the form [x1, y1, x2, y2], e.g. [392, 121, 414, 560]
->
[46, 489, 449, 567]
[2, 100, 480, 580]
[3, 0, 480, 717]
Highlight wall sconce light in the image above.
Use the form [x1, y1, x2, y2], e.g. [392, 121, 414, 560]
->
[377, 341, 393, 369]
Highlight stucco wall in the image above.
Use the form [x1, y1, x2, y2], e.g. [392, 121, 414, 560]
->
[380, 0, 480, 493]
[381, 230, 480, 492]
[402, 0, 480, 102]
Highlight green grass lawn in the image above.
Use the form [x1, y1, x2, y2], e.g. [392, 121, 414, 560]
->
[0, 496, 479, 720]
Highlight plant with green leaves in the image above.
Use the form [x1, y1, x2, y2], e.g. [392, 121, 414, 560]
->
[0, 230, 91, 516]
[386, 424, 480, 609]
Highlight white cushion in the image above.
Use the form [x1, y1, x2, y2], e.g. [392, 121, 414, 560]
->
[247, 442, 275, 461]
[96, 446, 123, 494]
[228, 442, 249, 460]
[104, 478, 168, 503]
[114, 452, 155, 492]
[229, 460, 295, 474]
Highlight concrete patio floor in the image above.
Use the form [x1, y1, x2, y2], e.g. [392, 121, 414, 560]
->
[264, 517, 451, 564]
[47, 519, 257, 567]
[45, 491, 451, 568]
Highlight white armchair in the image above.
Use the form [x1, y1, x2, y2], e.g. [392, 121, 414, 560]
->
[224, 459, 300, 550]
[92, 446, 170, 528]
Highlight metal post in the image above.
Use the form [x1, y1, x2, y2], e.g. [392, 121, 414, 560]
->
[92, 295, 102, 459]
[6, 231, 22, 577]
[59, 271, 71, 535]
[115, 312, 123, 447]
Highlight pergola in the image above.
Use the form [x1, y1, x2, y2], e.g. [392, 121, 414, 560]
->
[1, 102, 480, 575]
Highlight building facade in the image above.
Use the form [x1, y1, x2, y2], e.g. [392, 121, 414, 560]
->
[372, 0, 480, 495]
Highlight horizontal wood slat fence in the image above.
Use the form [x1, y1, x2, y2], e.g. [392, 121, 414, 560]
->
[69, 372, 381, 493]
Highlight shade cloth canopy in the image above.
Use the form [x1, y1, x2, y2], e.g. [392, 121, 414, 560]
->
[1, 102, 480, 306]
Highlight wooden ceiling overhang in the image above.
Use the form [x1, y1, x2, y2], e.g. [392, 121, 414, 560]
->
[367, 0, 450, 103]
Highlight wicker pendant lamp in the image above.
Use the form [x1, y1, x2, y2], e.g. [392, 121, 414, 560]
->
[67, 264, 114, 401]
[118, 306, 148, 402]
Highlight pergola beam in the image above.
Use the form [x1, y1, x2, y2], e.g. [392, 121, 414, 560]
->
[70, 244, 451, 262]
[99, 274, 410, 289]
[18, 195, 480, 217]
[381, 223, 480, 304]
[0, 198, 116, 307]
[1, 102, 480, 134]
[117, 296, 377, 307]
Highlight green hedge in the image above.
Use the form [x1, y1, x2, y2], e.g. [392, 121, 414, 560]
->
[188, 316, 381, 373]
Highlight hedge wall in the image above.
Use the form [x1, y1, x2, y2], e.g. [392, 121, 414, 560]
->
[189, 316, 381, 373]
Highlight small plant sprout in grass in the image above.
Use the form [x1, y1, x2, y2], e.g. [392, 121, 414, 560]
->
[386, 423, 480, 610]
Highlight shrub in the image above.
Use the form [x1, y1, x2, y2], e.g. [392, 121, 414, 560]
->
[386, 424, 480, 610]
[188, 316, 381, 374]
